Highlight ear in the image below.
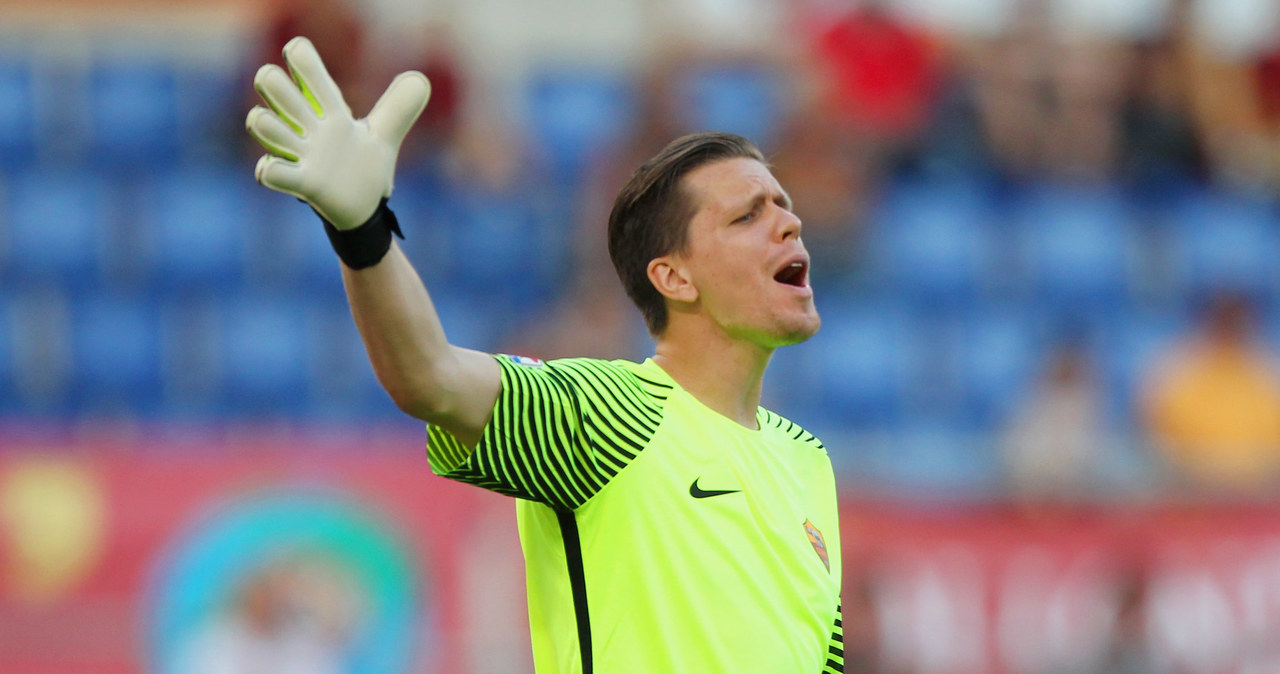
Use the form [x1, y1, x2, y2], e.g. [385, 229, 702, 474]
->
[647, 256, 698, 304]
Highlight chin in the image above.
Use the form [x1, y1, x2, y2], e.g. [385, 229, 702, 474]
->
[772, 312, 822, 347]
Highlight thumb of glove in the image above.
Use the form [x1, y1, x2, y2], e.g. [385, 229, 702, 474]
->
[368, 72, 432, 151]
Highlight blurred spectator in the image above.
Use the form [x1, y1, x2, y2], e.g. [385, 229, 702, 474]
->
[653, 0, 792, 62]
[1179, 0, 1280, 191]
[797, 1, 943, 178]
[1118, 35, 1208, 189]
[1055, 566, 1168, 674]
[963, 0, 1139, 182]
[252, 0, 372, 111]
[1041, 34, 1134, 182]
[502, 269, 647, 362]
[844, 567, 895, 674]
[174, 554, 362, 674]
[805, 1, 943, 143]
[1139, 292, 1280, 493]
[961, 0, 1056, 179]
[1001, 338, 1119, 502]
[387, 22, 466, 163]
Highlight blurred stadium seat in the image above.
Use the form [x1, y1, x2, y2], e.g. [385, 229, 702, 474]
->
[137, 166, 254, 290]
[803, 300, 922, 429]
[0, 293, 14, 412]
[865, 177, 1000, 310]
[674, 63, 786, 150]
[866, 417, 999, 496]
[254, 190, 347, 293]
[304, 299, 394, 421]
[217, 291, 311, 416]
[1164, 188, 1280, 306]
[4, 168, 113, 287]
[1094, 310, 1187, 426]
[947, 306, 1045, 430]
[173, 64, 242, 161]
[1011, 184, 1141, 319]
[435, 178, 568, 317]
[88, 58, 180, 166]
[70, 290, 162, 413]
[523, 67, 635, 178]
[0, 56, 36, 167]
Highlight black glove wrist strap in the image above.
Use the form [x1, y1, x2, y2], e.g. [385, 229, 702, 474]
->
[320, 198, 404, 270]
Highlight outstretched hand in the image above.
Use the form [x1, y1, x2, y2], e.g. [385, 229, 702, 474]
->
[246, 36, 431, 230]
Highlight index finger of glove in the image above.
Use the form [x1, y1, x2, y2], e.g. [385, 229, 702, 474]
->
[254, 64, 315, 133]
[282, 36, 348, 118]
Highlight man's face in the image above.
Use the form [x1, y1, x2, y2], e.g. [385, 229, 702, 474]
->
[668, 157, 820, 347]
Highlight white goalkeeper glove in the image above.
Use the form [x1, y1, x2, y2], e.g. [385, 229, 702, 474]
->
[246, 36, 431, 231]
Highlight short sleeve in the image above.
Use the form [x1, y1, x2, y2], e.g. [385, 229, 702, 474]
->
[427, 356, 670, 509]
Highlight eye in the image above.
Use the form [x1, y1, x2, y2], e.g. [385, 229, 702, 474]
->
[734, 205, 760, 224]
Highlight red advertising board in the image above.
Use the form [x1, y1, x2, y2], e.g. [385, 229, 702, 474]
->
[2, 438, 1280, 673]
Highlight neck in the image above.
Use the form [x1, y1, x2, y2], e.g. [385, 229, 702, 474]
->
[652, 321, 773, 429]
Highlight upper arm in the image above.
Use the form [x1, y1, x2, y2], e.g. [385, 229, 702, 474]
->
[426, 357, 670, 508]
[415, 345, 503, 448]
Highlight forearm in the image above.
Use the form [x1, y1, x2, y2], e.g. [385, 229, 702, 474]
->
[342, 241, 499, 442]
[246, 37, 499, 442]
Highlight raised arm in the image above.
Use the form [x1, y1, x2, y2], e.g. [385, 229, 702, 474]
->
[246, 36, 499, 445]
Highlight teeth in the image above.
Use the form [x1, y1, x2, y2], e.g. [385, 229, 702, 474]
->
[790, 262, 802, 268]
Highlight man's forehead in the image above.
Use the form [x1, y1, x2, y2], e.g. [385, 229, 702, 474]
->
[683, 157, 781, 210]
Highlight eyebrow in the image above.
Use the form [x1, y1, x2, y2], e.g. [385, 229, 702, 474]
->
[735, 185, 793, 216]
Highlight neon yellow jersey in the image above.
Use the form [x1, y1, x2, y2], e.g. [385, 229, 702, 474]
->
[428, 356, 844, 673]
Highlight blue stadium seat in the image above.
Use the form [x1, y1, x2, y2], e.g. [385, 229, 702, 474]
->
[173, 65, 241, 160]
[867, 417, 998, 496]
[217, 292, 310, 416]
[946, 307, 1044, 430]
[1011, 184, 1140, 318]
[254, 191, 347, 293]
[138, 167, 254, 291]
[4, 168, 113, 287]
[88, 59, 180, 166]
[674, 63, 786, 150]
[0, 56, 35, 167]
[801, 300, 922, 430]
[1165, 189, 1280, 305]
[524, 68, 635, 177]
[303, 300, 379, 420]
[0, 294, 15, 412]
[1094, 311, 1187, 427]
[866, 177, 1000, 311]
[70, 291, 162, 414]
[435, 180, 569, 319]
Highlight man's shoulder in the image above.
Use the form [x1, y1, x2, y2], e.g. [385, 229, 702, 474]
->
[497, 355, 675, 402]
[757, 408, 827, 455]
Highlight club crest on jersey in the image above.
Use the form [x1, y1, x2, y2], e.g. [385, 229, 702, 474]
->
[804, 519, 829, 572]
[507, 354, 545, 368]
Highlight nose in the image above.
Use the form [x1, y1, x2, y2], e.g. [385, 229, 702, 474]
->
[778, 207, 802, 240]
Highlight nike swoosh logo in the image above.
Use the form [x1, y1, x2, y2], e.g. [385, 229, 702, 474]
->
[689, 478, 741, 499]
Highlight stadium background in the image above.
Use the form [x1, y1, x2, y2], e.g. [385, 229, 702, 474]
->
[3, 0, 1280, 671]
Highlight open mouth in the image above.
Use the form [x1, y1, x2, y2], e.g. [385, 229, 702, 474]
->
[773, 260, 809, 287]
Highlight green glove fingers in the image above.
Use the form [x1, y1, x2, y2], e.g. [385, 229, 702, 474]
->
[281, 36, 349, 119]
[246, 35, 431, 231]
[245, 106, 302, 162]
[253, 64, 314, 135]
[254, 154, 306, 196]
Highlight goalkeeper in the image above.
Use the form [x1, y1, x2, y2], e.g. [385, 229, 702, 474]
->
[247, 37, 844, 673]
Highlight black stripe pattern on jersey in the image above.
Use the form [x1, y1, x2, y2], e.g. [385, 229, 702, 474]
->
[557, 508, 593, 674]
[428, 357, 671, 509]
[822, 602, 844, 673]
[760, 408, 827, 451]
